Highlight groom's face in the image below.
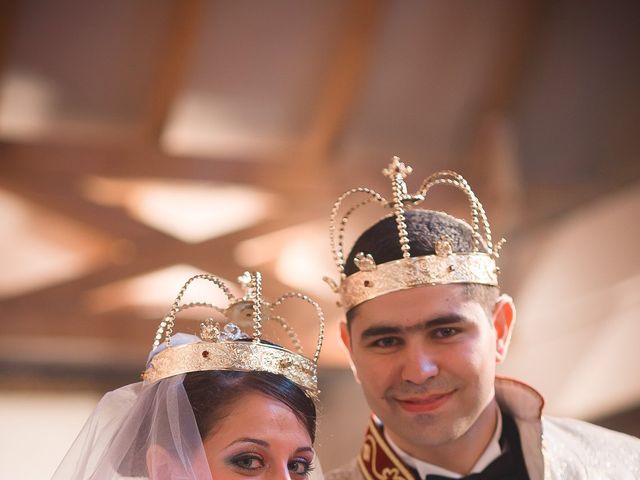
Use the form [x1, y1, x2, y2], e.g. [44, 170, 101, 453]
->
[341, 284, 508, 454]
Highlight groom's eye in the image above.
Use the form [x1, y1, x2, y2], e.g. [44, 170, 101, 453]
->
[432, 327, 460, 339]
[370, 337, 402, 349]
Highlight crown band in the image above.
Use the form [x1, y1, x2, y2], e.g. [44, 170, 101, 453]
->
[339, 253, 498, 310]
[143, 341, 317, 393]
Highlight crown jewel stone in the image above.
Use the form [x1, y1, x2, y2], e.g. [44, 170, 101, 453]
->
[435, 237, 454, 257]
[382, 156, 413, 179]
[219, 323, 249, 341]
[354, 252, 377, 272]
[238, 271, 252, 287]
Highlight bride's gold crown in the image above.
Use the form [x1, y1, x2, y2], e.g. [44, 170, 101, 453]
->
[143, 272, 325, 398]
[324, 157, 505, 311]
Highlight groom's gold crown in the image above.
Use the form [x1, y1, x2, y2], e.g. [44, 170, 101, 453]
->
[143, 272, 325, 398]
[324, 157, 505, 311]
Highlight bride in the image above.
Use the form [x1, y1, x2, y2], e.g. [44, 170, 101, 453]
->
[52, 272, 324, 480]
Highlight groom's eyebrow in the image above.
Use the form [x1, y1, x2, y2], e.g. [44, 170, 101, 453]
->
[359, 314, 467, 340]
[360, 325, 403, 340]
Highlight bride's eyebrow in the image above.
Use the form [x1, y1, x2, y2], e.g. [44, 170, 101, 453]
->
[226, 438, 269, 448]
[295, 447, 314, 454]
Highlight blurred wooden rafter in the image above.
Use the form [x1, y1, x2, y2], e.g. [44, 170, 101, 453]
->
[138, 0, 206, 146]
[297, 0, 385, 169]
[458, 1, 548, 233]
[0, 0, 19, 78]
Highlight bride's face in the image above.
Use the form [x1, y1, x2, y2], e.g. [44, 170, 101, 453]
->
[203, 391, 315, 480]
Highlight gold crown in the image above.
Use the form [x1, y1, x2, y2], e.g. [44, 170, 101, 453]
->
[324, 157, 505, 311]
[143, 272, 325, 398]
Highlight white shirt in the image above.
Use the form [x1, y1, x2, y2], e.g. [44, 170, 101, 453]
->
[382, 408, 503, 479]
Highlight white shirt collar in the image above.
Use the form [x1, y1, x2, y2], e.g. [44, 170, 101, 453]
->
[381, 406, 503, 479]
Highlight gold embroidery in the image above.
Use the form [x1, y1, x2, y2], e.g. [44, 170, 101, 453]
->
[358, 418, 415, 480]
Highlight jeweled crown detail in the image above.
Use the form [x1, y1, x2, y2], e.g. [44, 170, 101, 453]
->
[324, 157, 505, 311]
[143, 272, 325, 397]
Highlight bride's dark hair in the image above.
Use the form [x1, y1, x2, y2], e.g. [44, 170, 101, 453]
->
[184, 370, 317, 442]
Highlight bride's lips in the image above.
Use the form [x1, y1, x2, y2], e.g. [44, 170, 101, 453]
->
[394, 391, 454, 413]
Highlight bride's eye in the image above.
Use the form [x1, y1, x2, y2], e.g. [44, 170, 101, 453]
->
[228, 453, 265, 471]
[288, 458, 314, 477]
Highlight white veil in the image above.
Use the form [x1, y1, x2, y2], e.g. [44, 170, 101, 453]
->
[52, 334, 324, 479]
[51, 374, 212, 480]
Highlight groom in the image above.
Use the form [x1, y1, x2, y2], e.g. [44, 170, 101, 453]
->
[324, 158, 640, 479]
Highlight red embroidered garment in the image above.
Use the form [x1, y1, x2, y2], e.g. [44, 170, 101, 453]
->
[358, 417, 416, 480]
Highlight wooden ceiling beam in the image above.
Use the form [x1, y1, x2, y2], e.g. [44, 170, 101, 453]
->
[296, 0, 385, 168]
[0, 140, 273, 185]
[0, 173, 173, 242]
[0, 139, 345, 217]
[0, 203, 325, 349]
[455, 0, 549, 156]
[481, 1, 550, 114]
[262, 0, 385, 202]
[137, 0, 206, 146]
[0, 0, 19, 77]
[0, 174, 318, 309]
[457, 1, 550, 233]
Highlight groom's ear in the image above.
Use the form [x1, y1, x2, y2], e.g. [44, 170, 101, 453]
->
[492, 294, 516, 363]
